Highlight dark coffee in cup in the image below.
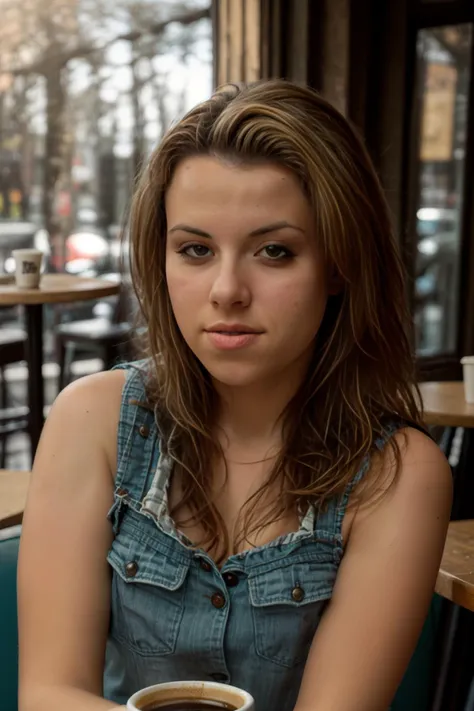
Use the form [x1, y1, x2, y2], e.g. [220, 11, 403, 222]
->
[140, 700, 237, 711]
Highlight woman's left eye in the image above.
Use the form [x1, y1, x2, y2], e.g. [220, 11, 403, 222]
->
[259, 244, 294, 261]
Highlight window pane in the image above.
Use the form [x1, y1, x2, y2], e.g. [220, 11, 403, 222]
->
[414, 24, 472, 356]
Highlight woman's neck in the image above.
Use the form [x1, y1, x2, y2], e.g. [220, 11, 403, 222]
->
[214, 368, 305, 449]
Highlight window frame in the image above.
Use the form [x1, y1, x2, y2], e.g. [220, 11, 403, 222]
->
[404, 0, 474, 381]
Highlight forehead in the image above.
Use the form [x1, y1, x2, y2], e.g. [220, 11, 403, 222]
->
[165, 155, 311, 225]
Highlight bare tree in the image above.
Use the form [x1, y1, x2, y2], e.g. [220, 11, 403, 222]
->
[0, 0, 210, 260]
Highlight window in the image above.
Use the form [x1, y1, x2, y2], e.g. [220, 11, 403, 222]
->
[412, 24, 472, 356]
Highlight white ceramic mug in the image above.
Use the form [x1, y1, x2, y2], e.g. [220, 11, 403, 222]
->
[12, 248, 43, 288]
[127, 681, 255, 711]
[461, 356, 474, 404]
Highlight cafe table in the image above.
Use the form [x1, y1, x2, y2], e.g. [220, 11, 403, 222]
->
[436, 520, 474, 613]
[0, 274, 119, 456]
[418, 382, 474, 710]
[419, 381, 474, 429]
[419, 381, 474, 519]
[0, 469, 31, 529]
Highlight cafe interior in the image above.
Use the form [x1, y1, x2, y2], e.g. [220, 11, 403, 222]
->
[2, 0, 474, 709]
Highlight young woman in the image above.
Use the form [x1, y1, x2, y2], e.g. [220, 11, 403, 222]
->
[18, 81, 452, 711]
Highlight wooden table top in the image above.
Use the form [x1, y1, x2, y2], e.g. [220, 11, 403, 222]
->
[436, 520, 474, 612]
[0, 469, 31, 529]
[0, 274, 119, 306]
[419, 381, 474, 428]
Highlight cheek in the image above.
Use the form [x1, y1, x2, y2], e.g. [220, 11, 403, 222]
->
[166, 263, 211, 342]
[166, 259, 198, 305]
[272, 269, 328, 323]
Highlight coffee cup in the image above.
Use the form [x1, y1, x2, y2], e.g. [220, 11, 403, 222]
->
[12, 249, 43, 289]
[461, 356, 474, 404]
[126, 680, 255, 711]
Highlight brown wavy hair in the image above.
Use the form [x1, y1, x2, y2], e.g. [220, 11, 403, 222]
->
[128, 80, 424, 562]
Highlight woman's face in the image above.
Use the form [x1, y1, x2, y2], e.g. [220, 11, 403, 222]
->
[165, 155, 330, 389]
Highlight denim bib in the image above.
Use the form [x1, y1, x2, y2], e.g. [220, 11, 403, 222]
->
[103, 362, 398, 711]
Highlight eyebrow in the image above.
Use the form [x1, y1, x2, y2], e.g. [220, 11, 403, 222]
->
[168, 221, 305, 238]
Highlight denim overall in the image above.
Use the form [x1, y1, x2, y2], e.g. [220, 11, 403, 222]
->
[103, 362, 399, 711]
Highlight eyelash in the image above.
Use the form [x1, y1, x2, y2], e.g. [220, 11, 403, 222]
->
[176, 243, 295, 262]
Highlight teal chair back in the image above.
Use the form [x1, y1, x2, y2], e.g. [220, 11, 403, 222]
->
[0, 526, 21, 711]
[391, 595, 443, 711]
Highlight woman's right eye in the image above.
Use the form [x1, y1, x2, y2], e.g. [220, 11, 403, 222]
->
[178, 244, 212, 259]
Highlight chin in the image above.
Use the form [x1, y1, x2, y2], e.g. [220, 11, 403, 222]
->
[203, 363, 266, 389]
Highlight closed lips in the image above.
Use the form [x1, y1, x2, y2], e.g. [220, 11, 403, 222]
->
[205, 324, 263, 334]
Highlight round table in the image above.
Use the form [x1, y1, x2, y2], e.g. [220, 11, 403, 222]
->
[419, 382, 474, 709]
[419, 381, 474, 519]
[419, 381, 474, 428]
[0, 274, 120, 456]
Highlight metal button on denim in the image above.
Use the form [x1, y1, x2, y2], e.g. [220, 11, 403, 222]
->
[138, 425, 149, 438]
[291, 586, 305, 602]
[211, 592, 226, 609]
[125, 561, 139, 578]
[200, 559, 212, 572]
[223, 572, 239, 588]
[116, 487, 128, 497]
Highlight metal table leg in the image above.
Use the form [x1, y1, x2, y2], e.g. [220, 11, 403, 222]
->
[24, 304, 44, 459]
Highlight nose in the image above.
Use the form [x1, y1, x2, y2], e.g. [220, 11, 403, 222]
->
[209, 257, 251, 309]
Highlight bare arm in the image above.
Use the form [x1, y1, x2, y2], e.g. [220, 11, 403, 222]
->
[294, 428, 452, 711]
[18, 371, 126, 711]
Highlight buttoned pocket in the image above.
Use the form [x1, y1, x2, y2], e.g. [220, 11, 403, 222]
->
[107, 513, 190, 657]
[248, 559, 334, 668]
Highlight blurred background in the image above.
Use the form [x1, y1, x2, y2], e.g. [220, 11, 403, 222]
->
[0, 0, 212, 295]
[1, 0, 474, 467]
[2, 6, 474, 710]
[0, 0, 212, 468]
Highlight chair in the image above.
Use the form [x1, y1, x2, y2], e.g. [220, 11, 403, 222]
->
[0, 328, 29, 468]
[0, 524, 21, 711]
[55, 282, 135, 391]
[391, 595, 443, 711]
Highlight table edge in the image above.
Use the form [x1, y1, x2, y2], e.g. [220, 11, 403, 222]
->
[0, 281, 120, 305]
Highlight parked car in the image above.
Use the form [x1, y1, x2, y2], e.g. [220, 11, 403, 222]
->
[48, 230, 113, 276]
[415, 207, 458, 354]
[416, 208, 456, 267]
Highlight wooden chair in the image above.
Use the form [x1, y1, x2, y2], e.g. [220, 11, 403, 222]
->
[54, 281, 136, 391]
[0, 328, 29, 468]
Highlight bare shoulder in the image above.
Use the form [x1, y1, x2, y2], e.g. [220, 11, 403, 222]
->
[389, 426, 452, 498]
[50, 368, 126, 415]
[18, 368, 128, 700]
[296, 427, 452, 711]
[353, 426, 452, 534]
[37, 368, 126, 475]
